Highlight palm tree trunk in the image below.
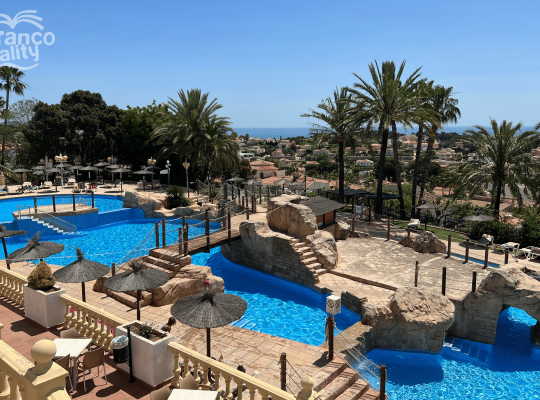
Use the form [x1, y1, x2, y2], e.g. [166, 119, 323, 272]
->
[338, 139, 344, 203]
[494, 180, 503, 216]
[419, 126, 436, 202]
[411, 124, 423, 207]
[376, 123, 389, 215]
[391, 121, 405, 213]
[1, 88, 10, 166]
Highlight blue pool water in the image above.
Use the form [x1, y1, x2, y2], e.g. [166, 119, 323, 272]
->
[0, 195, 125, 223]
[365, 307, 540, 399]
[452, 252, 500, 269]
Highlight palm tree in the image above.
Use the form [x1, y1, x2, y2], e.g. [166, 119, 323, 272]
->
[152, 89, 236, 183]
[348, 60, 438, 213]
[447, 120, 540, 214]
[0, 67, 28, 165]
[418, 85, 460, 202]
[301, 88, 360, 202]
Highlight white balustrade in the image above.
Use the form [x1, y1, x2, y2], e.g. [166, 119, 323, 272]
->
[0, 269, 28, 306]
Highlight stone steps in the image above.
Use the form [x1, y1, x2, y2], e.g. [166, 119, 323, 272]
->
[315, 268, 328, 276]
[335, 380, 370, 400]
[142, 256, 183, 271]
[318, 368, 359, 400]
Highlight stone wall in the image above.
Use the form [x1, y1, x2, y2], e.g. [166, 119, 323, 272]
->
[341, 291, 366, 316]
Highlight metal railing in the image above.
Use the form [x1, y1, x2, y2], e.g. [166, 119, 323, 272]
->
[17, 205, 77, 233]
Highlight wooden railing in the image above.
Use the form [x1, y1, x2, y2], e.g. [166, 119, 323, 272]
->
[60, 294, 128, 353]
[0, 323, 70, 400]
[168, 343, 318, 400]
[0, 268, 28, 306]
[0, 164, 22, 183]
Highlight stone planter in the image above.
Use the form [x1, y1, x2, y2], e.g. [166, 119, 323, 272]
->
[116, 322, 175, 389]
[23, 285, 67, 328]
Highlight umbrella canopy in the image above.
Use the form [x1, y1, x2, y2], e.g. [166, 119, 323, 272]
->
[414, 202, 441, 210]
[226, 177, 244, 182]
[463, 213, 495, 222]
[33, 170, 44, 175]
[133, 169, 154, 175]
[93, 162, 110, 167]
[45, 167, 62, 173]
[80, 166, 98, 171]
[111, 167, 131, 173]
[70, 164, 84, 170]
[53, 248, 110, 302]
[11, 167, 32, 173]
[145, 165, 161, 171]
[0, 225, 28, 270]
[7, 232, 65, 262]
[56, 163, 72, 168]
[33, 165, 46, 170]
[106, 164, 121, 170]
[105, 261, 168, 292]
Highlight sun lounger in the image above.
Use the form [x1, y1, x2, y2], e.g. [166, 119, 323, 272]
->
[473, 234, 494, 247]
[22, 181, 32, 189]
[41, 181, 52, 189]
[519, 246, 540, 260]
[407, 219, 420, 230]
[72, 187, 81, 193]
[67, 178, 76, 186]
[493, 242, 520, 254]
[100, 182, 112, 188]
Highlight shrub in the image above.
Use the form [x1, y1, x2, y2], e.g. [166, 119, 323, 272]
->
[469, 220, 521, 244]
[27, 261, 56, 291]
[166, 185, 191, 208]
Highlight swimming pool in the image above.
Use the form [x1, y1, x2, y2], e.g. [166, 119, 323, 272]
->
[365, 307, 540, 399]
[0, 195, 125, 223]
[452, 252, 500, 268]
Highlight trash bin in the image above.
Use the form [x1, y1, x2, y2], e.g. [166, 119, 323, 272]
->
[112, 335, 129, 364]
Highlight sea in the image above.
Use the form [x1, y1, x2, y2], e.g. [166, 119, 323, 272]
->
[232, 126, 536, 140]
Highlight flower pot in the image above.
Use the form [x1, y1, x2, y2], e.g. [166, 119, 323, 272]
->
[116, 322, 175, 389]
[23, 285, 67, 328]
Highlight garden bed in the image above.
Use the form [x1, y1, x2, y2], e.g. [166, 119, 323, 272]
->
[127, 322, 167, 342]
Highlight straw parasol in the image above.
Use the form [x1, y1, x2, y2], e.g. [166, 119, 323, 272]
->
[111, 167, 131, 191]
[171, 289, 247, 357]
[105, 261, 169, 320]
[80, 165, 98, 180]
[93, 162, 110, 167]
[52, 248, 109, 302]
[7, 232, 65, 263]
[226, 177, 244, 182]
[133, 169, 154, 190]
[0, 225, 27, 270]
[11, 167, 32, 189]
[413, 202, 441, 210]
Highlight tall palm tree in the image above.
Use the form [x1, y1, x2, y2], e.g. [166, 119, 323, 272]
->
[0, 67, 28, 165]
[447, 120, 540, 214]
[418, 85, 460, 202]
[301, 87, 360, 202]
[348, 60, 438, 213]
[152, 89, 235, 183]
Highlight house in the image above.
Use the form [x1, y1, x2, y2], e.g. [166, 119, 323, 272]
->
[455, 141, 464, 148]
[312, 148, 331, 157]
[296, 148, 307, 156]
[279, 158, 293, 168]
[355, 159, 374, 168]
[300, 144, 312, 150]
[278, 140, 291, 148]
[305, 160, 319, 166]
[238, 152, 255, 161]
[250, 160, 278, 178]
[356, 147, 369, 154]
[266, 138, 277, 144]
[271, 149, 284, 158]
[436, 149, 455, 161]
[371, 144, 382, 154]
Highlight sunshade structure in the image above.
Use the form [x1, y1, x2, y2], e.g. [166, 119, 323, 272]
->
[105, 261, 169, 320]
[93, 162, 110, 167]
[70, 164, 84, 180]
[171, 290, 247, 357]
[111, 167, 131, 190]
[11, 167, 32, 189]
[300, 196, 344, 226]
[0, 225, 27, 270]
[32, 165, 46, 171]
[80, 165, 98, 180]
[326, 188, 369, 196]
[133, 169, 154, 191]
[463, 213, 495, 222]
[226, 177, 244, 183]
[52, 248, 109, 302]
[7, 232, 65, 263]
[413, 202, 441, 210]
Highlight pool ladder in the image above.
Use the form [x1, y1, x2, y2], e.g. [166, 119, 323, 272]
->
[444, 335, 489, 363]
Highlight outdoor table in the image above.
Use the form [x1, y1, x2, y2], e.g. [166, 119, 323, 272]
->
[53, 338, 92, 392]
[169, 389, 220, 400]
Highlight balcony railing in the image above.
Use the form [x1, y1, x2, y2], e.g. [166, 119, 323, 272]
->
[0, 268, 28, 306]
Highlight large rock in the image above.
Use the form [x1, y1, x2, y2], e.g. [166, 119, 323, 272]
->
[362, 287, 455, 353]
[335, 220, 351, 240]
[305, 231, 338, 270]
[123, 191, 164, 217]
[411, 231, 446, 254]
[240, 220, 284, 254]
[267, 195, 316, 239]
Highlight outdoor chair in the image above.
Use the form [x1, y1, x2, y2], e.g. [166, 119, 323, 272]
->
[54, 355, 73, 392]
[60, 327, 80, 338]
[0, 186, 7, 196]
[41, 181, 52, 189]
[100, 182, 112, 189]
[78, 347, 107, 392]
[150, 386, 171, 400]
[67, 178, 76, 186]
[493, 243, 520, 254]
[152, 180, 161, 189]
[72, 186, 81, 193]
[54, 177, 62, 187]
[523, 246, 540, 260]
[407, 219, 420, 230]
[473, 234, 494, 247]
[22, 181, 32, 189]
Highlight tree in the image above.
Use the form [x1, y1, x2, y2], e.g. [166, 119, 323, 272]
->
[0, 66, 28, 165]
[348, 61, 438, 213]
[301, 87, 360, 202]
[447, 120, 540, 214]
[418, 85, 461, 202]
[9, 98, 38, 126]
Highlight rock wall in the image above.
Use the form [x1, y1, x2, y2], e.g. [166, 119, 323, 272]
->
[341, 291, 366, 316]
[221, 220, 318, 287]
[123, 191, 165, 217]
[266, 195, 317, 239]
[305, 231, 338, 270]
[400, 231, 446, 254]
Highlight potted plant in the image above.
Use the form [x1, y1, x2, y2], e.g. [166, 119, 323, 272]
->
[116, 321, 175, 389]
[23, 261, 67, 328]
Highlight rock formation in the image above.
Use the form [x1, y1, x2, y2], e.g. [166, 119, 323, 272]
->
[335, 220, 351, 240]
[305, 231, 338, 270]
[123, 191, 165, 217]
[449, 266, 540, 344]
[362, 287, 455, 352]
[267, 195, 317, 239]
[400, 230, 446, 253]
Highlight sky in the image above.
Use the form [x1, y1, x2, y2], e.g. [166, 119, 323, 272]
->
[1, 1, 540, 128]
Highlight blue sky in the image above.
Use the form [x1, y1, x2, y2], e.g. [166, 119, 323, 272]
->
[1, 1, 539, 128]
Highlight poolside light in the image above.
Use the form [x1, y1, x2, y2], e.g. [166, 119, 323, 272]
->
[165, 160, 171, 186]
[182, 161, 190, 197]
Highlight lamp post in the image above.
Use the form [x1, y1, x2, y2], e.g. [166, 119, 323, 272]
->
[54, 153, 68, 190]
[108, 155, 117, 184]
[147, 157, 157, 189]
[165, 160, 171, 186]
[182, 160, 190, 198]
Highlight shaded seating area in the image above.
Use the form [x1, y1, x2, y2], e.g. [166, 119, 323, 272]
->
[300, 196, 344, 227]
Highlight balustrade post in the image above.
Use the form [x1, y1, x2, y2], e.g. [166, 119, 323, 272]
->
[7, 377, 19, 400]
[0, 369, 8, 399]
[162, 218, 166, 247]
[171, 353, 181, 388]
[98, 317, 107, 348]
[63, 303, 71, 330]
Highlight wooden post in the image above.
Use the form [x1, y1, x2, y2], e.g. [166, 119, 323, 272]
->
[253, 194, 257, 213]
[280, 353, 287, 391]
[484, 243, 489, 269]
[162, 218, 166, 247]
[447, 235, 451, 258]
[380, 365, 387, 400]
[111, 262, 116, 276]
[472, 271, 477, 292]
[465, 239, 469, 263]
[327, 314, 334, 361]
[267, 188, 270, 204]
[442, 267, 447, 296]
[247, 207, 250, 220]
[34, 196, 37, 213]
[196, 179, 200, 194]
[179, 227, 182, 254]
[136, 290, 141, 321]
[91, 191, 95, 208]
[155, 222, 160, 248]
[52, 195, 56, 212]
[81, 282, 86, 303]
[414, 261, 419, 287]
[407, 225, 410, 238]
[183, 224, 189, 256]
[72, 194, 76, 211]
[241, 195, 245, 211]
[387, 218, 390, 240]
[504, 249, 509, 265]
[205, 210, 210, 252]
[259, 186, 262, 204]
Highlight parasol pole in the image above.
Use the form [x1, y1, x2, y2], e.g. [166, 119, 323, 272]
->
[137, 290, 141, 320]
[206, 327, 211, 357]
[2, 237, 9, 270]
[81, 281, 86, 302]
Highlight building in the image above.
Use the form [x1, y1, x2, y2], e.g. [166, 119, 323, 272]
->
[238, 152, 255, 161]
[436, 149, 455, 161]
[299, 196, 344, 228]
[248, 146, 265, 154]
[312, 148, 331, 157]
[250, 160, 278, 178]
[296, 148, 307, 156]
[271, 149, 284, 158]
[279, 158, 293, 168]
[355, 159, 374, 168]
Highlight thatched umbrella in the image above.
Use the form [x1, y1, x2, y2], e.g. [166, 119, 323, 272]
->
[133, 169, 154, 190]
[11, 167, 32, 190]
[105, 261, 169, 320]
[111, 167, 131, 191]
[0, 225, 28, 270]
[7, 232, 65, 263]
[52, 248, 109, 302]
[80, 165, 98, 180]
[171, 290, 247, 357]
[463, 213, 495, 222]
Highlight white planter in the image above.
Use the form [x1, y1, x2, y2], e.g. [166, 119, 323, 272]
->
[116, 322, 175, 389]
[23, 285, 67, 328]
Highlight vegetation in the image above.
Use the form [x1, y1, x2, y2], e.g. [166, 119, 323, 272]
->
[27, 261, 56, 291]
[166, 185, 191, 208]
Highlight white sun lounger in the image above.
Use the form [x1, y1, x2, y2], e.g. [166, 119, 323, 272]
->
[407, 219, 420, 230]
[67, 178, 76, 186]
[41, 181, 52, 189]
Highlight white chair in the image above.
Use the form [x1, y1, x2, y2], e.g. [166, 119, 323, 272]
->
[42, 181, 52, 189]
[407, 219, 420, 230]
